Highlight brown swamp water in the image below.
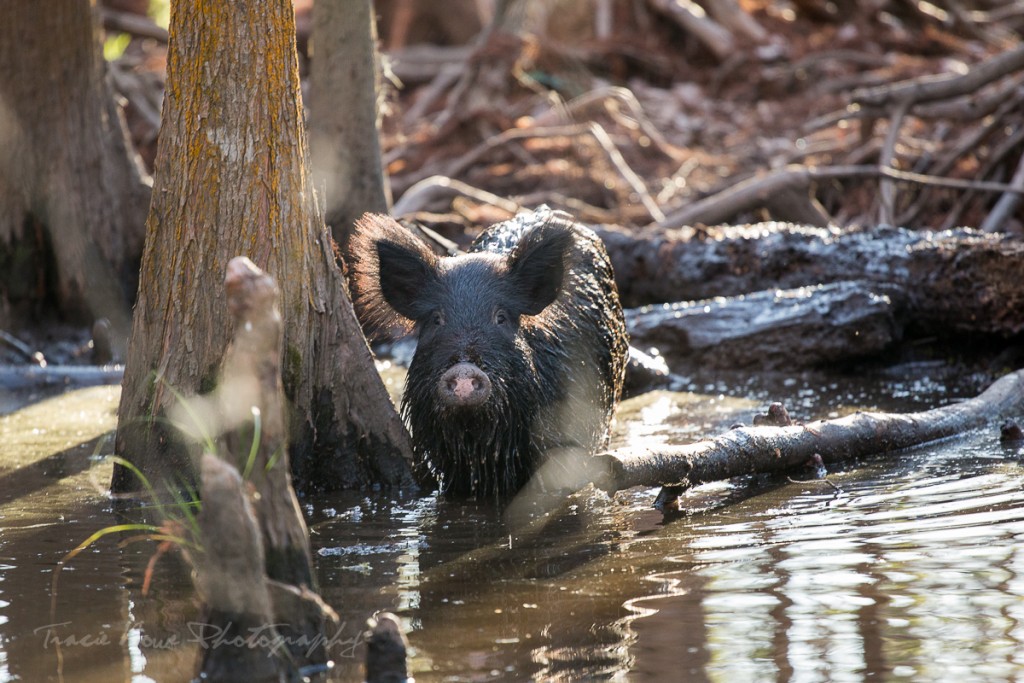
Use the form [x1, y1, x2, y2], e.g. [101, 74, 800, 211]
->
[1, 368, 1023, 682]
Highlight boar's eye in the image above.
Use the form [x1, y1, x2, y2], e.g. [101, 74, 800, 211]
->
[430, 310, 445, 327]
[493, 308, 511, 326]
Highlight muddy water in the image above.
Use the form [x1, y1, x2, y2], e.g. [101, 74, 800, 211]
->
[1, 371, 1023, 682]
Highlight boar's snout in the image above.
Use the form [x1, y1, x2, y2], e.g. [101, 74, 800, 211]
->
[438, 362, 492, 408]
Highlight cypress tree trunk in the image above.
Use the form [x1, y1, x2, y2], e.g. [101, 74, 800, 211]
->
[308, 0, 391, 250]
[0, 0, 150, 343]
[113, 0, 416, 493]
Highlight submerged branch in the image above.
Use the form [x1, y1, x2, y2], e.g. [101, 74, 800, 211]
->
[596, 369, 1024, 493]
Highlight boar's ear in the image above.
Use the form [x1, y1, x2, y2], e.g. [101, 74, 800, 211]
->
[507, 219, 573, 316]
[376, 240, 440, 318]
[351, 213, 440, 334]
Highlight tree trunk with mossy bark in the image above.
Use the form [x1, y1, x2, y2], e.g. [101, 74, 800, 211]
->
[0, 0, 149, 346]
[113, 0, 417, 494]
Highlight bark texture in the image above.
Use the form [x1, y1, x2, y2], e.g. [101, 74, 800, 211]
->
[308, 0, 391, 250]
[114, 0, 416, 494]
[0, 0, 149, 342]
[596, 223, 1024, 337]
[626, 280, 900, 371]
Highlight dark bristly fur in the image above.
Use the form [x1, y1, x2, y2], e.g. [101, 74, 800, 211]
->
[351, 207, 629, 499]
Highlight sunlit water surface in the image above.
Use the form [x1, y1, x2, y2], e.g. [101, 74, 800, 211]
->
[1, 369, 1023, 682]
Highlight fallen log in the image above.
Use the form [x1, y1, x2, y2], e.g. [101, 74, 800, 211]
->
[595, 222, 1024, 337]
[0, 364, 124, 390]
[594, 367, 1024, 494]
[625, 280, 900, 371]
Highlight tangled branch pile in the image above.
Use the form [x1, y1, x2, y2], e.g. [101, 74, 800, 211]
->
[375, 0, 1024, 237]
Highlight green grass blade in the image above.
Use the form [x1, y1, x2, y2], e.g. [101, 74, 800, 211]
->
[61, 523, 161, 563]
[241, 406, 262, 480]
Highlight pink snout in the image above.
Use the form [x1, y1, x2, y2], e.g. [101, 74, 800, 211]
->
[438, 362, 492, 408]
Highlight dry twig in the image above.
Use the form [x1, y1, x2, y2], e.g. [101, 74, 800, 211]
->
[646, 0, 735, 60]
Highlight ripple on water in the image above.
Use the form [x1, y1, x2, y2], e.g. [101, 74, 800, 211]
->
[636, 432, 1024, 683]
[5, 376, 1024, 682]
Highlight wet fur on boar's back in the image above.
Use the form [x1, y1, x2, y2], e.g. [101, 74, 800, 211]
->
[351, 207, 629, 499]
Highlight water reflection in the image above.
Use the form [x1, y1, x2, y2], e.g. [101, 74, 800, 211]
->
[662, 440, 1024, 683]
[3, 377, 1024, 681]
[303, 424, 1024, 682]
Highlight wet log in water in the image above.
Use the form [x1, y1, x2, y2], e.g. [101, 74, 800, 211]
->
[196, 257, 337, 681]
[625, 280, 900, 370]
[0, 364, 124, 389]
[595, 368, 1024, 498]
[596, 223, 1024, 337]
